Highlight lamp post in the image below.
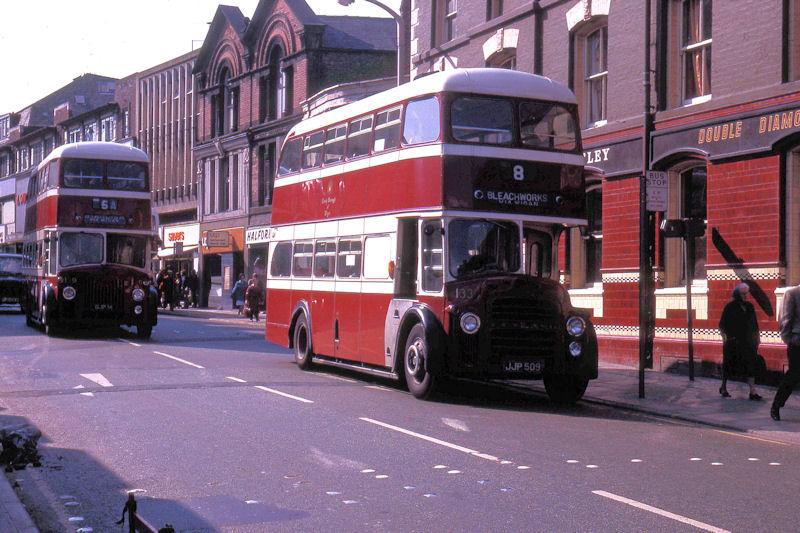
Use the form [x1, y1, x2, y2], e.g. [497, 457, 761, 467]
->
[338, 0, 403, 86]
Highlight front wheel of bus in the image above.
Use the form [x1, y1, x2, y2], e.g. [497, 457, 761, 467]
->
[543, 374, 589, 405]
[137, 324, 152, 339]
[293, 315, 313, 370]
[404, 324, 435, 399]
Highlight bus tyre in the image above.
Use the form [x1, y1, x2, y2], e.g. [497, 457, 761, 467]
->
[293, 315, 313, 370]
[404, 324, 436, 399]
[25, 311, 35, 328]
[543, 374, 589, 405]
[137, 324, 153, 339]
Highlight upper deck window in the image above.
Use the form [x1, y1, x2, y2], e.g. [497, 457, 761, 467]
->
[278, 137, 302, 175]
[519, 101, 578, 152]
[403, 97, 441, 145]
[107, 161, 147, 191]
[62, 159, 148, 191]
[451, 97, 513, 145]
[347, 115, 373, 159]
[63, 159, 104, 189]
[302, 131, 325, 169]
[324, 125, 347, 165]
[373, 106, 402, 153]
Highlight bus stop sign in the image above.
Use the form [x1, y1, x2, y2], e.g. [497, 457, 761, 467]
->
[645, 171, 668, 212]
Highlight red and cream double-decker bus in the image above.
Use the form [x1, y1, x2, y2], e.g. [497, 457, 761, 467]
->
[22, 142, 158, 337]
[266, 68, 598, 403]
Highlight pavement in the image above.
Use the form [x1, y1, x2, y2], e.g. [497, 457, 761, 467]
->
[2, 307, 798, 531]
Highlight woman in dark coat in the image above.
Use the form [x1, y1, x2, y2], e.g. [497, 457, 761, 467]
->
[718, 283, 762, 400]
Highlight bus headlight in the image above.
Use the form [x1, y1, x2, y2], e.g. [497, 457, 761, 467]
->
[566, 316, 586, 336]
[62, 286, 76, 301]
[569, 341, 582, 357]
[132, 288, 145, 302]
[460, 312, 481, 335]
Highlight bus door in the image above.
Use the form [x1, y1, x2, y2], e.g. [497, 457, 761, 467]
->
[358, 232, 396, 366]
[523, 226, 554, 279]
[385, 218, 419, 368]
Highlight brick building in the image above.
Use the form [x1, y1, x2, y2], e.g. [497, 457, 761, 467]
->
[0, 74, 118, 251]
[410, 0, 800, 376]
[192, 0, 397, 308]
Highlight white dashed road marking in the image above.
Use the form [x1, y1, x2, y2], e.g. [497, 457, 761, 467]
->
[119, 339, 141, 347]
[592, 490, 731, 533]
[254, 385, 313, 404]
[152, 351, 205, 369]
[226, 377, 247, 383]
[315, 373, 358, 383]
[80, 373, 114, 387]
[360, 417, 498, 462]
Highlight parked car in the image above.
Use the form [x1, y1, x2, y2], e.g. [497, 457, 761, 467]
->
[0, 253, 25, 312]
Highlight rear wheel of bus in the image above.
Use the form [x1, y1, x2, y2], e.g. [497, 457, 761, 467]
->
[404, 323, 436, 399]
[543, 374, 589, 405]
[293, 315, 313, 370]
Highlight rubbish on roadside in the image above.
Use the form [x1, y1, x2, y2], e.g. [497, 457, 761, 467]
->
[0, 423, 42, 470]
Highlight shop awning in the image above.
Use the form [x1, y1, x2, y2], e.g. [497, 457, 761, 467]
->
[157, 245, 198, 258]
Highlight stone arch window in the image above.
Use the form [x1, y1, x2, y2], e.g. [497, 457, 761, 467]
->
[567, 1, 609, 128]
[212, 64, 238, 136]
[482, 28, 518, 70]
[259, 42, 293, 122]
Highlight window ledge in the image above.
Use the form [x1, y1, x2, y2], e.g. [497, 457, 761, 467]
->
[655, 283, 709, 296]
[682, 94, 712, 107]
[585, 119, 607, 130]
[569, 283, 604, 296]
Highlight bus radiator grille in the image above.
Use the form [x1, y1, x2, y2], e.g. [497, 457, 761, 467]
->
[488, 297, 560, 360]
[75, 277, 125, 319]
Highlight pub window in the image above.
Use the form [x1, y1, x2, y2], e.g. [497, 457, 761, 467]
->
[786, 0, 800, 82]
[302, 131, 324, 169]
[337, 238, 363, 278]
[681, 0, 712, 104]
[486, 0, 502, 20]
[785, 148, 800, 286]
[662, 164, 708, 287]
[313, 241, 336, 278]
[270, 242, 292, 277]
[373, 107, 402, 153]
[584, 26, 608, 126]
[433, 0, 457, 47]
[292, 241, 314, 277]
[585, 185, 603, 284]
[324, 124, 347, 164]
[347, 115, 373, 159]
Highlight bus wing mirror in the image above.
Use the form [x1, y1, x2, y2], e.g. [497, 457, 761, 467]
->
[388, 260, 395, 279]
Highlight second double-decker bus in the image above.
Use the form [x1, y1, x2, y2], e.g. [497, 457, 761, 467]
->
[22, 142, 158, 337]
[266, 68, 598, 403]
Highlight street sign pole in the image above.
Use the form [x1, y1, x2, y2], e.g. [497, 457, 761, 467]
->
[639, 0, 654, 399]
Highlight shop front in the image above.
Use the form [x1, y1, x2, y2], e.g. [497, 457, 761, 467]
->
[158, 223, 200, 276]
[201, 227, 244, 310]
[245, 225, 271, 280]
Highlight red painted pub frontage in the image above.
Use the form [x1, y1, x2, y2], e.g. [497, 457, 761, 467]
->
[581, 96, 800, 376]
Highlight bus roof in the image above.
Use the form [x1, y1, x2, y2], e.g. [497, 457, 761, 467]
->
[39, 142, 149, 171]
[288, 68, 577, 138]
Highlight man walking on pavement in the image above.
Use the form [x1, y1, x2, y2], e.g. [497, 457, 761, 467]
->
[773, 284, 800, 420]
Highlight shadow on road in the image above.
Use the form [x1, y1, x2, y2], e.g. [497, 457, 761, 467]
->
[1, 413, 306, 531]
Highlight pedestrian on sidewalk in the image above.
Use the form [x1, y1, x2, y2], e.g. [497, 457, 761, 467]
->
[245, 274, 263, 322]
[718, 283, 763, 400]
[773, 284, 800, 420]
[231, 274, 246, 315]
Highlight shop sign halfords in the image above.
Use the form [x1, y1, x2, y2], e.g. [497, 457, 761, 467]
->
[245, 226, 271, 245]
